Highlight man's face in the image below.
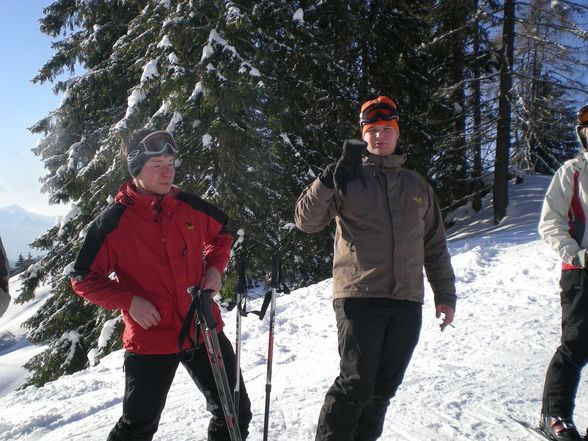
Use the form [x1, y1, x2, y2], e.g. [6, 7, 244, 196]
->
[133, 154, 175, 196]
[362, 125, 398, 156]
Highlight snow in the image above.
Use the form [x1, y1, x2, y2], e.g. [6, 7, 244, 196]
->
[231, 228, 245, 255]
[153, 99, 170, 119]
[157, 35, 172, 49]
[88, 317, 121, 367]
[293, 8, 304, 23]
[57, 205, 81, 237]
[140, 59, 159, 83]
[202, 134, 213, 149]
[165, 111, 182, 133]
[201, 29, 262, 80]
[189, 81, 205, 102]
[279, 133, 293, 146]
[238, 62, 260, 77]
[0, 278, 50, 398]
[124, 88, 146, 118]
[168, 52, 179, 64]
[0, 174, 583, 440]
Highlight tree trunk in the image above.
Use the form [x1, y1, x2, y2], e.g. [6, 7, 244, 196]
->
[472, 0, 482, 212]
[493, 0, 515, 224]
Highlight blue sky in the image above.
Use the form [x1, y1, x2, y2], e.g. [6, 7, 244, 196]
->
[0, 1, 65, 216]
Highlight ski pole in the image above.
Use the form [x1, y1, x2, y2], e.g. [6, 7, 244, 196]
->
[262, 254, 280, 441]
[188, 286, 242, 441]
[233, 258, 246, 418]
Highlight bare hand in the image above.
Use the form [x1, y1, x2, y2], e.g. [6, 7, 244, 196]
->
[129, 296, 161, 330]
[199, 267, 222, 293]
[436, 304, 455, 332]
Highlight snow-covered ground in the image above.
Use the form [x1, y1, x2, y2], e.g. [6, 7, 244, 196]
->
[0, 174, 582, 441]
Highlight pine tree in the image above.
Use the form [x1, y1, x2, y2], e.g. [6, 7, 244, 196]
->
[490, 0, 588, 223]
[21, 0, 278, 386]
[510, 0, 587, 174]
[11, 254, 26, 275]
[419, 0, 479, 212]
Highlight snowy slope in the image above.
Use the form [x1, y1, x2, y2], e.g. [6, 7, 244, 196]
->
[0, 174, 581, 441]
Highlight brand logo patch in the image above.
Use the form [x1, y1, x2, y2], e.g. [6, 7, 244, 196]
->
[412, 196, 423, 204]
[185, 222, 195, 230]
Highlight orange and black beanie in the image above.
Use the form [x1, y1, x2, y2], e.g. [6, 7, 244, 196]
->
[360, 96, 400, 137]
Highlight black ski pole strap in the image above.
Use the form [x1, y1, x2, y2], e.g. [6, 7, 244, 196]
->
[278, 265, 290, 294]
[271, 254, 280, 289]
[272, 254, 291, 294]
[234, 256, 269, 320]
[178, 286, 200, 352]
[237, 289, 272, 321]
[236, 258, 246, 296]
[237, 254, 288, 321]
[256, 290, 273, 321]
[178, 286, 218, 352]
[236, 257, 249, 318]
[237, 293, 251, 317]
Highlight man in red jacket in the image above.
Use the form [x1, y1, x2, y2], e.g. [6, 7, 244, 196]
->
[70, 128, 251, 441]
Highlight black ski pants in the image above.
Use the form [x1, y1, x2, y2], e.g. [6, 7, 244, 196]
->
[315, 298, 422, 441]
[543, 268, 588, 419]
[107, 331, 252, 441]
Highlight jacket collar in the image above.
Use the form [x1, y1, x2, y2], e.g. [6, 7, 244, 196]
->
[363, 152, 406, 168]
[115, 181, 179, 211]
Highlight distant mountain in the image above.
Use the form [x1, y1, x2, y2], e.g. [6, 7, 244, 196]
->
[0, 205, 57, 263]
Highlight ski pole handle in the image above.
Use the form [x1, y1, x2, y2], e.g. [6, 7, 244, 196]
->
[270, 255, 280, 289]
[187, 287, 218, 329]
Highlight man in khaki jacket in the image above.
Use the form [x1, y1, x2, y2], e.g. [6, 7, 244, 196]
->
[295, 96, 456, 441]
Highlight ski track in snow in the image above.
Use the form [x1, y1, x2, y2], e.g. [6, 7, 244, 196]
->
[1, 175, 587, 440]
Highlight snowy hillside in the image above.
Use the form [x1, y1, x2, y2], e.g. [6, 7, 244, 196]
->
[0, 174, 582, 441]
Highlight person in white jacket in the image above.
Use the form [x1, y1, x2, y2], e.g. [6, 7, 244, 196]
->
[538, 105, 588, 441]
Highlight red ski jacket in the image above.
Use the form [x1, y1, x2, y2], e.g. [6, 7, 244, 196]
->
[70, 182, 233, 354]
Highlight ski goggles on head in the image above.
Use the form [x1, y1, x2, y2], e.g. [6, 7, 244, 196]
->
[127, 131, 178, 163]
[127, 130, 178, 176]
[359, 102, 399, 127]
[138, 131, 178, 156]
[579, 105, 588, 127]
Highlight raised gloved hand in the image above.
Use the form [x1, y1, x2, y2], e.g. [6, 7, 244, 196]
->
[319, 163, 336, 189]
[333, 139, 367, 195]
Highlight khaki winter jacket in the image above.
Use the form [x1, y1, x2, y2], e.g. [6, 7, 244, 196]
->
[295, 153, 456, 308]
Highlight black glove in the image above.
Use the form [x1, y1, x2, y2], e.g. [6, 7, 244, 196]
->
[572, 249, 588, 268]
[319, 163, 336, 189]
[333, 139, 367, 195]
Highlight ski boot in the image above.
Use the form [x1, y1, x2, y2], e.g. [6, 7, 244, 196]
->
[539, 415, 582, 441]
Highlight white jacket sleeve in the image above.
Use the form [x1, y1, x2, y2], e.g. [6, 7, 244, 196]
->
[538, 165, 583, 265]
